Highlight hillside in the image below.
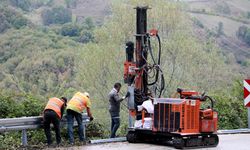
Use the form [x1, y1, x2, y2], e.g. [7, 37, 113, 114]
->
[183, 0, 250, 75]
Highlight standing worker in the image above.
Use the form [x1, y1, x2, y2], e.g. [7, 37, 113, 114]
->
[66, 92, 94, 145]
[43, 97, 67, 146]
[108, 83, 130, 138]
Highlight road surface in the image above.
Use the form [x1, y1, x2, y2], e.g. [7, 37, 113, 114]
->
[58, 134, 250, 150]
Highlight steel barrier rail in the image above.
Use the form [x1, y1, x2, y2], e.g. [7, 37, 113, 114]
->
[0, 114, 90, 146]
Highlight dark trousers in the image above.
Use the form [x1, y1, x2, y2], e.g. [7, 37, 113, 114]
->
[67, 109, 84, 143]
[43, 109, 61, 145]
[110, 117, 120, 138]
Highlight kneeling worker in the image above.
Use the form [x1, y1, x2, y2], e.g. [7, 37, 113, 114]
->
[66, 92, 94, 145]
[43, 97, 67, 146]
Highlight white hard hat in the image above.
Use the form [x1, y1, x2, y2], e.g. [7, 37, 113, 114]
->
[84, 92, 90, 98]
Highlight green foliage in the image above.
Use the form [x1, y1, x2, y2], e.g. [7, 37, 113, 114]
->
[0, 28, 80, 97]
[192, 18, 204, 28]
[59, 18, 95, 43]
[65, 0, 77, 8]
[212, 80, 248, 129]
[237, 25, 250, 46]
[0, 7, 29, 33]
[214, 1, 231, 15]
[61, 23, 80, 37]
[86, 121, 106, 139]
[29, 0, 54, 9]
[0, 132, 22, 149]
[78, 30, 94, 43]
[0, 0, 246, 148]
[10, 0, 31, 11]
[0, 91, 44, 118]
[42, 6, 72, 25]
[216, 22, 224, 37]
[247, 11, 250, 19]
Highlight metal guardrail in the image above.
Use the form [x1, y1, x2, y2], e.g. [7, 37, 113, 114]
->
[0, 114, 90, 146]
[218, 128, 250, 134]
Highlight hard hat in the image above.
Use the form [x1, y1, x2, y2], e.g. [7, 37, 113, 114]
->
[84, 92, 90, 98]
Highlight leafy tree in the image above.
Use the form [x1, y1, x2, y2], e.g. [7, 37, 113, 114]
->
[65, 0, 77, 8]
[83, 17, 95, 30]
[237, 26, 250, 46]
[42, 6, 72, 25]
[0, 7, 29, 33]
[78, 30, 94, 43]
[217, 22, 224, 37]
[60, 23, 80, 37]
[10, 0, 31, 11]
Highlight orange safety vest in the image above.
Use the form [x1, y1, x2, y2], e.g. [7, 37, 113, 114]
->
[44, 97, 64, 118]
[67, 92, 88, 113]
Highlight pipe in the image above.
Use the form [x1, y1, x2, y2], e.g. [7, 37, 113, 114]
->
[90, 137, 126, 144]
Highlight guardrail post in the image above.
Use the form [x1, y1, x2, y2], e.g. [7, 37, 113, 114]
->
[22, 129, 28, 146]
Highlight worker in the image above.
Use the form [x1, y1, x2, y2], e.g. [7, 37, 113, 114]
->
[108, 83, 130, 138]
[66, 92, 94, 145]
[43, 97, 67, 146]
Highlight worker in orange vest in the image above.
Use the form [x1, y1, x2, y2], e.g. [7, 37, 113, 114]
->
[66, 92, 94, 145]
[43, 97, 67, 146]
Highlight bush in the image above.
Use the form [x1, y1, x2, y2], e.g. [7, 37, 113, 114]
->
[61, 23, 80, 37]
[193, 18, 204, 28]
[212, 80, 248, 129]
[86, 121, 106, 139]
[42, 6, 72, 25]
[0, 91, 44, 118]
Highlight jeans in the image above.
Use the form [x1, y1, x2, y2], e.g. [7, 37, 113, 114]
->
[67, 109, 84, 143]
[43, 109, 61, 145]
[110, 117, 120, 138]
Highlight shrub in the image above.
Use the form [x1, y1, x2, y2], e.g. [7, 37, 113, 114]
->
[212, 80, 248, 129]
[193, 18, 204, 28]
[60, 23, 80, 37]
[86, 121, 106, 139]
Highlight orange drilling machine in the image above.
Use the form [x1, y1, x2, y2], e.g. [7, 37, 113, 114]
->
[123, 6, 219, 149]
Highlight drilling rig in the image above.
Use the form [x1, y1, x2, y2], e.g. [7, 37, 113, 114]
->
[123, 6, 219, 149]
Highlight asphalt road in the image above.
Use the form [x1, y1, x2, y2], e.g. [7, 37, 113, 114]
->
[59, 134, 250, 150]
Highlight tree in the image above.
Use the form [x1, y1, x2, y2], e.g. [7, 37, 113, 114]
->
[0, 7, 28, 33]
[217, 22, 224, 37]
[10, 0, 31, 11]
[42, 6, 72, 25]
[60, 23, 80, 37]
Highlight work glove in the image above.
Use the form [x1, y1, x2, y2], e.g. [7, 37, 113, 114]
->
[90, 116, 94, 121]
[125, 92, 130, 98]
